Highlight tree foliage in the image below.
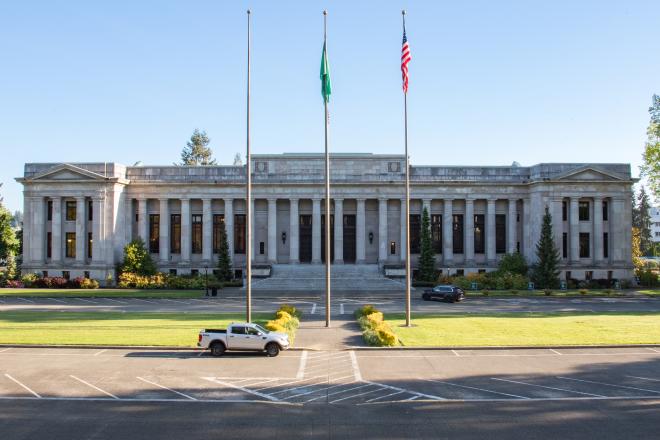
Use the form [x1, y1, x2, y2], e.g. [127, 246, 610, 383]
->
[641, 94, 660, 197]
[418, 207, 436, 282]
[216, 221, 233, 281]
[531, 206, 560, 289]
[497, 253, 528, 276]
[233, 153, 243, 166]
[180, 129, 216, 166]
[120, 238, 157, 275]
[0, 203, 19, 261]
[633, 186, 653, 255]
[631, 227, 644, 271]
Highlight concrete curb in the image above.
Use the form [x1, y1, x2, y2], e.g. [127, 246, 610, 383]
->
[0, 343, 308, 351]
[345, 344, 660, 351]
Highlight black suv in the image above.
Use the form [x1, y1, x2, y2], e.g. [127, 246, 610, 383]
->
[422, 285, 465, 303]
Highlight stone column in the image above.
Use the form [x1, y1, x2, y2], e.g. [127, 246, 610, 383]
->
[378, 198, 388, 263]
[464, 198, 475, 265]
[593, 197, 603, 264]
[289, 198, 299, 263]
[224, 199, 234, 264]
[75, 196, 86, 264]
[51, 197, 62, 262]
[334, 198, 344, 264]
[552, 198, 564, 259]
[31, 197, 45, 264]
[442, 199, 453, 264]
[137, 198, 148, 242]
[202, 198, 213, 262]
[180, 198, 191, 263]
[159, 198, 170, 263]
[569, 197, 580, 263]
[91, 197, 104, 264]
[400, 199, 407, 263]
[507, 199, 517, 254]
[486, 198, 496, 264]
[268, 198, 278, 263]
[312, 198, 321, 263]
[356, 198, 366, 263]
[522, 198, 532, 261]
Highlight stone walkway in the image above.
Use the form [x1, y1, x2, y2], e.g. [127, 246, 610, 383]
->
[295, 317, 365, 350]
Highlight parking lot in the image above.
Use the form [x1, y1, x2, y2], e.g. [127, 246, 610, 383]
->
[1, 346, 659, 405]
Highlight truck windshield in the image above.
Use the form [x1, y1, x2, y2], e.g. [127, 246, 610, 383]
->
[254, 324, 270, 334]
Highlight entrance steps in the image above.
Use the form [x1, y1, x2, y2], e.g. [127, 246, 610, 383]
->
[250, 264, 406, 291]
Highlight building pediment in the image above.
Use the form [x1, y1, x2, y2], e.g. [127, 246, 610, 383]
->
[26, 164, 108, 182]
[552, 166, 625, 182]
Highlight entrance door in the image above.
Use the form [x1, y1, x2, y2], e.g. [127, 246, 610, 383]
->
[321, 214, 334, 263]
[299, 215, 312, 263]
[343, 214, 356, 263]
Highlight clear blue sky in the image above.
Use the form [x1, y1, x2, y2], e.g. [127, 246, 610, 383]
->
[1, 0, 658, 213]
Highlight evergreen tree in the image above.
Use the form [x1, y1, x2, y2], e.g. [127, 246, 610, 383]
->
[233, 153, 243, 166]
[180, 129, 217, 165]
[0, 202, 18, 262]
[641, 94, 660, 197]
[216, 221, 233, 281]
[531, 206, 560, 289]
[636, 186, 653, 255]
[418, 207, 436, 282]
[120, 238, 157, 275]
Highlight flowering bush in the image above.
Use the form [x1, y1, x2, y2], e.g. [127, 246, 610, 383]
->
[5, 280, 24, 288]
[118, 272, 167, 289]
[21, 273, 39, 287]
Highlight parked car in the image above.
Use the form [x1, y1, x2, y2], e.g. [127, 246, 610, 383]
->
[422, 285, 465, 303]
[198, 323, 290, 357]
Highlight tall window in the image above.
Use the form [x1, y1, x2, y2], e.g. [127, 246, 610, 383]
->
[452, 214, 464, 254]
[87, 232, 93, 259]
[149, 214, 160, 253]
[603, 232, 609, 258]
[602, 201, 608, 221]
[562, 233, 568, 259]
[47, 201, 53, 221]
[65, 232, 76, 258]
[213, 214, 225, 253]
[474, 214, 485, 253]
[431, 214, 442, 253]
[234, 214, 246, 254]
[47, 232, 52, 258]
[410, 214, 421, 254]
[579, 233, 590, 258]
[88, 200, 93, 221]
[562, 201, 567, 221]
[65, 201, 76, 221]
[192, 214, 203, 254]
[579, 201, 590, 221]
[170, 214, 181, 254]
[495, 214, 506, 254]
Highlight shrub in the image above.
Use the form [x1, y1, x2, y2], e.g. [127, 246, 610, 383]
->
[264, 322, 286, 333]
[21, 273, 39, 288]
[120, 238, 157, 275]
[80, 278, 100, 289]
[265, 305, 301, 344]
[6, 280, 24, 288]
[355, 304, 379, 318]
[637, 269, 659, 287]
[356, 306, 399, 347]
[544, 289, 553, 296]
[482, 289, 490, 296]
[497, 253, 529, 276]
[278, 304, 301, 319]
[222, 280, 243, 288]
[118, 272, 167, 289]
[579, 289, 588, 295]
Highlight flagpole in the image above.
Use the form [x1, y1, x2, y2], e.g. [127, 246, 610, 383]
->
[245, 9, 252, 323]
[323, 10, 331, 328]
[402, 10, 412, 327]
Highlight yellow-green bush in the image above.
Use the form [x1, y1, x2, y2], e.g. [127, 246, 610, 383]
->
[265, 321, 287, 333]
[355, 304, 378, 318]
[278, 304, 301, 318]
[356, 307, 399, 347]
[264, 305, 301, 344]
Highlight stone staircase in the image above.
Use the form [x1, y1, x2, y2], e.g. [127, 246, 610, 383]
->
[250, 264, 407, 291]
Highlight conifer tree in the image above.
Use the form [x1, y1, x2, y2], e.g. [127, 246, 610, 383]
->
[418, 207, 436, 282]
[216, 221, 233, 281]
[180, 129, 216, 165]
[532, 206, 560, 289]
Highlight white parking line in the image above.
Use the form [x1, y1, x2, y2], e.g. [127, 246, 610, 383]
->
[4, 374, 41, 398]
[311, 303, 317, 315]
[132, 298, 156, 304]
[364, 380, 444, 401]
[15, 297, 35, 303]
[626, 375, 660, 383]
[46, 297, 66, 303]
[451, 350, 460, 357]
[93, 349, 107, 356]
[646, 347, 660, 354]
[557, 376, 660, 394]
[202, 377, 280, 401]
[103, 298, 127, 304]
[304, 382, 368, 402]
[70, 375, 118, 399]
[296, 351, 308, 379]
[340, 304, 345, 315]
[253, 377, 324, 392]
[425, 379, 529, 399]
[491, 378, 605, 397]
[549, 349, 563, 355]
[329, 385, 384, 403]
[349, 351, 362, 381]
[136, 377, 197, 400]
[269, 379, 329, 396]
[280, 378, 357, 400]
[365, 390, 405, 403]
[0, 348, 12, 353]
[74, 298, 97, 304]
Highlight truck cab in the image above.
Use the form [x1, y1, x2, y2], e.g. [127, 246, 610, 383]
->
[198, 323, 290, 357]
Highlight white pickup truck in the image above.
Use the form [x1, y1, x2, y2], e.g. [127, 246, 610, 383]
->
[198, 323, 290, 357]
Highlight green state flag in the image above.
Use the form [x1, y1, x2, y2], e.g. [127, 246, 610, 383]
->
[320, 41, 331, 103]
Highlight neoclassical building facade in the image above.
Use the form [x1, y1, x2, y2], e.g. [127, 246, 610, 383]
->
[18, 153, 634, 283]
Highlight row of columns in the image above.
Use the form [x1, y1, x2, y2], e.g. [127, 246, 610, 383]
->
[555, 196, 610, 264]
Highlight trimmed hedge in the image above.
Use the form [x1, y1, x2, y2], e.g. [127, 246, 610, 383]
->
[355, 304, 399, 347]
[265, 304, 300, 344]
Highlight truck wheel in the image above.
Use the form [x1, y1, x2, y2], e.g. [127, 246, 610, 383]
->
[265, 343, 280, 357]
[210, 342, 226, 357]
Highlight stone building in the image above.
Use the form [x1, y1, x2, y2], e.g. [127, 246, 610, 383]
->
[17, 153, 634, 284]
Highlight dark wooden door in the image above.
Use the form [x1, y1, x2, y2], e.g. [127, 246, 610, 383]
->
[343, 214, 356, 263]
[299, 215, 312, 263]
[321, 214, 334, 263]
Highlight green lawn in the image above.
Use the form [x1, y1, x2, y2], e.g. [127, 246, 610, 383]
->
[388, 312, 660, 347]
[638, 290, 660, 297]
[0, 311, 270, 346]
[0, 288, 209, 298]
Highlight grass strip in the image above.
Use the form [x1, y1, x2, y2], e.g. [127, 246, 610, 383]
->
[387, 312, 660, 347]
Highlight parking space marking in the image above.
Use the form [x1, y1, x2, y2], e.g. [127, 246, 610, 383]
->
[491, 378, 605, 397]
[103, 298, 127, 304]
[70, 375, 118, 399]
[297, 351, 308, 379]
[310, 303, 317, 314]
[136, 377, 197, 401]
[45, 297, 66, 303]
[349, 351, 362, 381]
[93, 349, 107, 356]
[304, 382, 368, 402]
[132, 298, 156, 304]
[252, 376, 324, 392]
[451, 350, 460, 357]
[340, 304, 345, 315]
[280, 379, 356, 400]
[0, 348, 11, 353]
[15, 297, 35, 303]
[626, 375, 660, 383]
[270, 379, 329, 396]
[365, 380, 444, 401]
[74, 298, 97, 304]
[202, 377, 280, 401]
[425, 379, 529, 399]
[4, 374, 41, 398]
[549, 349, 563, 355]
[365, 390, 404, 403]
[329, 385, 384, 403]
[557, 376, 660, 394]
[647, 347, 660, 354]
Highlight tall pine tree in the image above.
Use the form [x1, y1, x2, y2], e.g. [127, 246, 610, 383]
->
[180, 129, 217, 165]
[216, 221, 233, 281]
[418, 207, 436, 282]
[636, 186, 653, 256]
[532, 206, 560, 289]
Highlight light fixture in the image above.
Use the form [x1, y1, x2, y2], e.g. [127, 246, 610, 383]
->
[281, 231, 287, 245]
[368, 231, 374, 244]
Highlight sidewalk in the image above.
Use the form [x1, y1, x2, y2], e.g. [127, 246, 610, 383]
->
[295, 316, 365, 350]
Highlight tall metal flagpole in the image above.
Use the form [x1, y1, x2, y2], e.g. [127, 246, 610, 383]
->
[246, 9, 252, 323]
[323, 10, 331, 328]
[403, 10, 412, 327]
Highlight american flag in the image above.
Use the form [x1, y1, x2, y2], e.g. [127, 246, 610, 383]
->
[401, 26, 411, 93]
